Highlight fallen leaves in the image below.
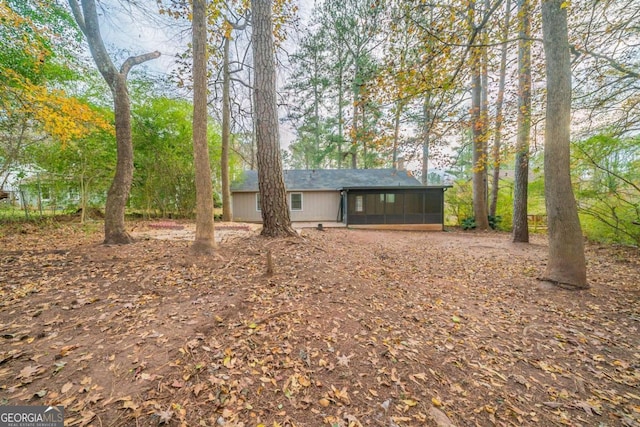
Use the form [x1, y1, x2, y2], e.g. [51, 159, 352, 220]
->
[61, 381, 73, 394]
[56, 344, 79, 358]
[155, 408, 174, 424]
[429, 406, 455, 426]
[17, 364, 44, 381]
[33, 389, 47, 398]
[330, 385, 351, 405]
[336, 352, 354, 367]
[0, 224, 639, 426]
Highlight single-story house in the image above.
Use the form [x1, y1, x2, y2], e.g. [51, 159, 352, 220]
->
[231, 169, 451, 230]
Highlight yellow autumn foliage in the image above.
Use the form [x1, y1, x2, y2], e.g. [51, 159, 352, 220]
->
[2, 69, 114, 144]
[0, 2, 25, 27]
[1, 2, 113, 144]
[1, 2, 51, 62]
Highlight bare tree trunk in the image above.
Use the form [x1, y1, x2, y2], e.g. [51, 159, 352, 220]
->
[468, 0, 489, 230]
[470, 51, 489, 228]
[362, 107, 368, 169]
[192, 0, 215, 254]
[480, 25, 490, 214]
[104, 75, 136, 243]
[251, 0, 296, 238]
[221, 33, 232, 222]
[350, 61, 361, 170]
[68, 0, 159, 245]
[421, 96, 431, 185]
[312, 50, 321, 168]
[512, 0, 531, 243]
[248, 69, 256, 171]
[337, 58, 345, 169]
[392, 102, 401, 169]
[490, 0, 511, 217]
[80, 171, 86, 224]
[480, 12, 489, 132]
[541, 0, 587, 288]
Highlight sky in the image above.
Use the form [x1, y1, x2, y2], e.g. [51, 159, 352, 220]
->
[97, 0, 313, 147]
[98, 1, 188, 78]
[97, 0, 315, 86]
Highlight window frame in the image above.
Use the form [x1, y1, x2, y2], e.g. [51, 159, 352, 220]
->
[290, 192, 303, 211]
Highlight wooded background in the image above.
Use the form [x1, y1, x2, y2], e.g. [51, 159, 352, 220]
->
[0, 0, 638, 248]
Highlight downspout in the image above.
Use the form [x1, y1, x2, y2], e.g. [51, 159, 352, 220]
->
[442, 187, 449, 230]
[339, 190, 348, 224]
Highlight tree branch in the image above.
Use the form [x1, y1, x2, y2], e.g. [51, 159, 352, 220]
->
[575, 47, 640, 80]
[69, 0, 118, 84]
[226, 11, 250, 31]
[572, 142, 640, 194]
[67, 0, 85, 33]
[230, 76, 253, 89]
[120, 51, 162, 77]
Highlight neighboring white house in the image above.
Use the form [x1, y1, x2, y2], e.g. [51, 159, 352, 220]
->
[0, 165, 43, 207]
[0, 164, 81, 209]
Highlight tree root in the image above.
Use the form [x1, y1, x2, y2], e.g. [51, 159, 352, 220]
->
[254, 310, 297, 326]
[190, 240, 216, 256]
[266, 249, 274, 276]
[103, 232, 135, 245]
[537, 277, 591, 290]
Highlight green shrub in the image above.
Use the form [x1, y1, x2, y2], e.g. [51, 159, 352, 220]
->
[488, 214, 502, 230]
[461, 215, 502, 230]
[461, 217, 476, 230]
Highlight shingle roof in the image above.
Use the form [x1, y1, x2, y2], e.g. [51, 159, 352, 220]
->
[231, 169, 423, 192]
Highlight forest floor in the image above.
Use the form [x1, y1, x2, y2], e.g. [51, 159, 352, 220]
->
[0, 220, 639, 427]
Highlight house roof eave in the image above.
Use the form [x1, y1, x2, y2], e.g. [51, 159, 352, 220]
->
[339, 185, 453, 191]
[231, 188, 342, 193]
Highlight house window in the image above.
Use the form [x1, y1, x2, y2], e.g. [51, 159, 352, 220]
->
[379, 193, 395, 203]
[256, 193, 261, 211]
[290, 192, 303, 211]
[355, 195, 364, 212]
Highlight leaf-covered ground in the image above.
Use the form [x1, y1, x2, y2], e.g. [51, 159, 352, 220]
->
[1, 221, 639, 427]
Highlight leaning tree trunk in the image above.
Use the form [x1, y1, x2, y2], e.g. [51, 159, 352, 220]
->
[541, 0, 588, 288]
[68, 0, 159, 244]
[191, 0, 215, 254]
[104, 75, 136, 244]
[251, 0, 296, 237]
[512, 0, 531, 243]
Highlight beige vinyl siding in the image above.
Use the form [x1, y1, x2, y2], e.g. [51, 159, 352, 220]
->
[231, 191, 341, 222]
[289, 191, 341, 222]
[231, 192, 262, 222]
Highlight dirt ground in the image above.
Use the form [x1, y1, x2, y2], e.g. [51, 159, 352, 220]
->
[0, 220, 639, 427]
